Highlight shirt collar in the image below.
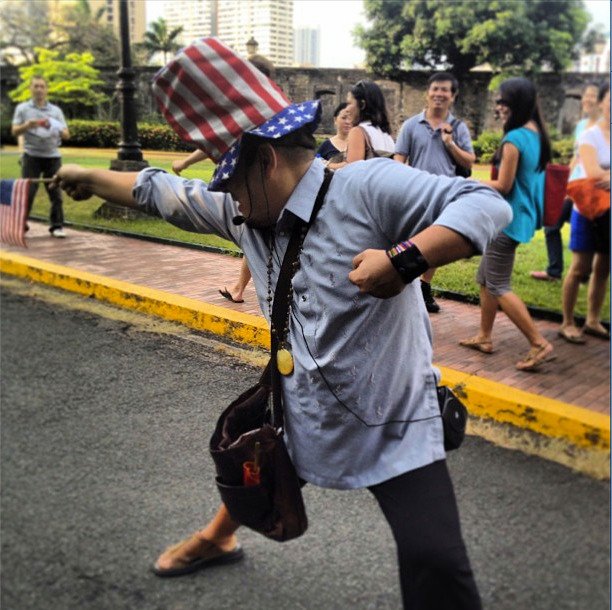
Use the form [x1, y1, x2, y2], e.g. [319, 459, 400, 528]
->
[418, 109, 456, 125]
[29, 99, 50, 110]
[277, 157, 325, 228]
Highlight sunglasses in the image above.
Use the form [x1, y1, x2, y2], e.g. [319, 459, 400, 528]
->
[495, 98, 509, 106]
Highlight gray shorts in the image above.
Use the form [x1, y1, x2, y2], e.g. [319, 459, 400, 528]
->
[476, 232, 518, 297]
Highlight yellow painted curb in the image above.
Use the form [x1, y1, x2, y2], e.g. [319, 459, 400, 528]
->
[439, 366, 610, 451]
[1, 251, 270, 350]
[2, 249, 609, 473]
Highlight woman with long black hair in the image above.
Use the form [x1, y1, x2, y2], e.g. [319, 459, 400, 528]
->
[327, 80, 394, 170]
[460, 77, 555, 371]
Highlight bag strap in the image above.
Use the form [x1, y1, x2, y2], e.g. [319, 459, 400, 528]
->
[268, 169, 334, 428]
[357, 125, 376, 158]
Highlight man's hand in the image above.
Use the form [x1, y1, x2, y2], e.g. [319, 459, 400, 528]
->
[349, 249, 405, 298]
[51, 164, 94, 200]
[440, 122, 453, 147]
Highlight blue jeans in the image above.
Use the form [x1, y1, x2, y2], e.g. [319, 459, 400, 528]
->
[543, 197, 573, 278]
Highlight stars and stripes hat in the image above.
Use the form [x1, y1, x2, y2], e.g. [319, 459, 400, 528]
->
[152, 37, 322, 191]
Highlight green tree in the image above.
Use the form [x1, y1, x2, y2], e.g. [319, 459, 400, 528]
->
[0, 0, 57, 65]
[9, 48, 106, 118]
[356, 0, 589, 79]
[53, 0, 120, 65]
[137, 18, 184, 65]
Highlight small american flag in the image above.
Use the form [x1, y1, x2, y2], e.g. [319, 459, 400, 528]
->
[152, 37, 290, 163]
[0, 179, 30, 248]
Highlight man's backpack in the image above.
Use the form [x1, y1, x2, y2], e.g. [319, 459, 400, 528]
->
[449, 119, 472, 178]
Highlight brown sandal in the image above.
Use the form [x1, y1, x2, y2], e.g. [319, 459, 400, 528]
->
[459, 336, 494, 354]
[516, 343, 556, 372]
[152, 534, 243, 577]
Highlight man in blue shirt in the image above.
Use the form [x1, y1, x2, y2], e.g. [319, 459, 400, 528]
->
[394, 72, 475, 312]
[53, 39, 511, 610]
[12, 76, 70, 238]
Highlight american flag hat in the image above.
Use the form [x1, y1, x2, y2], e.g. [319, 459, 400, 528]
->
[152, 37, 322, 191]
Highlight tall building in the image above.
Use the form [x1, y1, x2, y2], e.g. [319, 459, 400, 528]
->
[160, 0, 215, 45]
[216, 0, 294, 66]
[294, 27, 320, 67]
[89, 0, 146, 44]
[574, 38, 611, 73]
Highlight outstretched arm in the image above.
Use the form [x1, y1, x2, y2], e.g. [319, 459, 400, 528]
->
[52, 165, 140, 208]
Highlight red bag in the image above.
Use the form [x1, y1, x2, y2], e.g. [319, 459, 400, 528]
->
[490, 163, 569, 226]
[543, 164, 570, 226]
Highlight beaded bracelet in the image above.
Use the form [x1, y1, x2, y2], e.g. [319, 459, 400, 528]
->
[386, 240, 429, 284]
[386, 240, 415, 258]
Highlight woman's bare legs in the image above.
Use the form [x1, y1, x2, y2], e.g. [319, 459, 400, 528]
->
[221, 258, 252, 303]
[561, 251, 593, 339]
[585, 252, 610, 332]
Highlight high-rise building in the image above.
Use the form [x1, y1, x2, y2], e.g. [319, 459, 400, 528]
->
[294, 27, 319, 67]
[216, 0, 294, 66]
[89, 0, 146, 44]
[160, 0, 215, 45]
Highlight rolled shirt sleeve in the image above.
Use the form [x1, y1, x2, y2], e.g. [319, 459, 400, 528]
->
[352, 159, 512, 253]
[132, 167, 243, 245]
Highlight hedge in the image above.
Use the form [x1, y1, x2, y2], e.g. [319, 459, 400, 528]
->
[472, 130, 573, 165]
[0, 119, 573, 163]
[0, 119, 195, 152]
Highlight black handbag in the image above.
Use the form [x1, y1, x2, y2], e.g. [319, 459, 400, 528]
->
[209, 171, 333, 542]
[437, 385, 468, 451]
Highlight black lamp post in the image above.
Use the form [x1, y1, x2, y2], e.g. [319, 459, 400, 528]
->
[96, 0, 149, 218]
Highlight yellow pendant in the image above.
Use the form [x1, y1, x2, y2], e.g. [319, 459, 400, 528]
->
[277, 348, 294, 375]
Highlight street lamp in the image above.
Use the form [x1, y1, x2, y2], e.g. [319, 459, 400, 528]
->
[96, 0, 149, 218]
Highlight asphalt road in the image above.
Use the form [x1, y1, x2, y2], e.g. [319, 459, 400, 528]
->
[1, 280, 609, 610]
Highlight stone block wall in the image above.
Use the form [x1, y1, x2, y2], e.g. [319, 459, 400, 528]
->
[1, 63, 603, 140]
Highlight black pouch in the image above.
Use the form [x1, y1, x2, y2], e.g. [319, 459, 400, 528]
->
[437, 386, 468, 451]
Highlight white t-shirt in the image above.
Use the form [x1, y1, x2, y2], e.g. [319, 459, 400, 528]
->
[572, 123, 611, 180]
[359, 121, 395, 154]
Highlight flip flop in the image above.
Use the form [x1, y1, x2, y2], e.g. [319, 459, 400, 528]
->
[558, 327, 586, 344]
[219, 288, 244, 304]
[152, 535, 244, 578]
[459, 337, 494, 354]
[516, 343, 556, 372]
[583, 325, 610, 340]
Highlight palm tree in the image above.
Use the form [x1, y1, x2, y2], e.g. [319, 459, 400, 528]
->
[138, 18, 184, 65]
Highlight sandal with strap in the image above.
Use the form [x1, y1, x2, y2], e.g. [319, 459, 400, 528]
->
[152, 534, 243, 577]
[583, 324, 610, 340]
[459, 336, 494, 354]
[516, 343, 556, 372]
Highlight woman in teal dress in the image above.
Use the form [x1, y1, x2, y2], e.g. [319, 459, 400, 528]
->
[460, 77, 554, 371]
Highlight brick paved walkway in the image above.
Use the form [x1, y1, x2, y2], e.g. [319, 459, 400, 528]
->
[2, 222, 609, 415]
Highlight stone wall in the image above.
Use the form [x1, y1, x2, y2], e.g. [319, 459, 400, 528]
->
[1, 63, 602, 138]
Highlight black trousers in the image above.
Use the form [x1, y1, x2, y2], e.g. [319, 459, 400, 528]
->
[368, 460, 482, 610]
[21, 154, 63, 230]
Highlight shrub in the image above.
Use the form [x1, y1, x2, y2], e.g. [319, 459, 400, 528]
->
[68, 120, 120, 148]
[473, 131, 574, 165]
[22, 119, 196, 152]
[551, 138, 574, 165]
[473, 130, 502, 163]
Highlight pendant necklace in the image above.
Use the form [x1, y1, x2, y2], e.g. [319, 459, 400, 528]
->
[267, 222, 308, 376]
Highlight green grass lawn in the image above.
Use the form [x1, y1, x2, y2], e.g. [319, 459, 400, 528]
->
[0, 146, 607, 320]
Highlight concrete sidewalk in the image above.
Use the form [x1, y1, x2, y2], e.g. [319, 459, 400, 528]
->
[1, 222, 609, 478]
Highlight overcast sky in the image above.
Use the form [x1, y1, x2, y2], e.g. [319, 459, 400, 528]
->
[146, 0, 610, 69]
